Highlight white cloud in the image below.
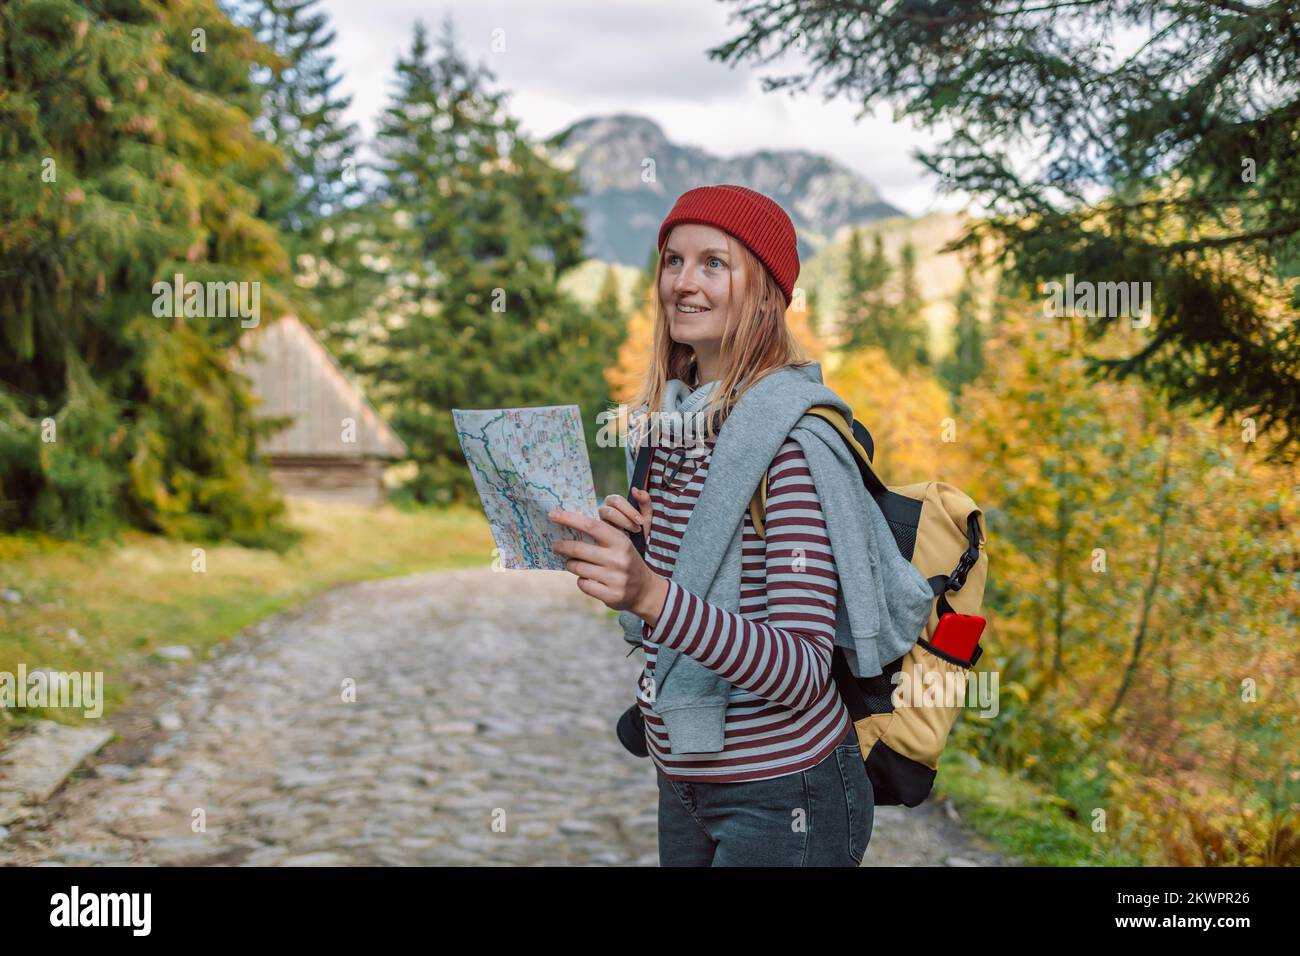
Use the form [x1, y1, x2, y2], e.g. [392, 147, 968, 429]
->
[319, 0, 968, 217]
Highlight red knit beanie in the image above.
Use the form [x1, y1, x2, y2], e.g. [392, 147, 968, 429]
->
[657, 184, 800, 307]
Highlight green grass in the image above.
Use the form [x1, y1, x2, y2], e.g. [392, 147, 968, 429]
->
[0, 498, 495, 741]
[933, 740, 1146, 866]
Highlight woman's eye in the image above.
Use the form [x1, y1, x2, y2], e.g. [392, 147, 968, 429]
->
[664, 254, 723, 268]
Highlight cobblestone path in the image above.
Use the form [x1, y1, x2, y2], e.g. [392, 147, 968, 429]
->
[0, 567, 1006, 866]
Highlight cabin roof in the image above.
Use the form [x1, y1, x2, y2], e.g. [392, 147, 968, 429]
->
[235, 315, 408, 459]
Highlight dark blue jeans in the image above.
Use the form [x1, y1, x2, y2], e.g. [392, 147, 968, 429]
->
[655, 724, 873, 866]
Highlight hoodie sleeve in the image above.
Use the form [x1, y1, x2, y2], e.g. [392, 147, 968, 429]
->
[643, 439, 839, 711]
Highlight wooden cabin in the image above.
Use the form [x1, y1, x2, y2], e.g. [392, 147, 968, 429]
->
[235, 315, 408, 505]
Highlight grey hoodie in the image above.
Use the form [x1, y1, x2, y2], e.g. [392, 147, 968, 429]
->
[617, 360, 935, 754]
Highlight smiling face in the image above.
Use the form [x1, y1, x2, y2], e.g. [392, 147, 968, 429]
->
[658, 223, 744, 380]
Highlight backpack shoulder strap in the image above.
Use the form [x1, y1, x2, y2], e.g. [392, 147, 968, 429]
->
[805, 404, 888, 498]
[627, 441, 655, 558]
[749, 404, 882, 538]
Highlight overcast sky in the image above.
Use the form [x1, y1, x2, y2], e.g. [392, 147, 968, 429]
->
[317, 0, 966, 218]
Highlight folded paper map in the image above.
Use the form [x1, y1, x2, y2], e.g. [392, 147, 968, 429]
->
[452, 404, 600, 570]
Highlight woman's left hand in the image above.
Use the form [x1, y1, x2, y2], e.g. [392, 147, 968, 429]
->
[549, 507, 667, 619]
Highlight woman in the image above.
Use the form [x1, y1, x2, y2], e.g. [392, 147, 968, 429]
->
[549, 184, 874, 866]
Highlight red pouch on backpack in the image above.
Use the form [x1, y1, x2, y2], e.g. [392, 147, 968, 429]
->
[928, 613, 985, 663]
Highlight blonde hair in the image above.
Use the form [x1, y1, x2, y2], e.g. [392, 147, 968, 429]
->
[626, 230, 810, 448]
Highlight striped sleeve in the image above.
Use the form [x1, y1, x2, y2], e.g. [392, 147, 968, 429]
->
[644, 439, 839, 711]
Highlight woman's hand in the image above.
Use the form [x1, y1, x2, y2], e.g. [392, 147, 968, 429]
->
[596, 488, 654, 534]
[549, 495, 668, 623]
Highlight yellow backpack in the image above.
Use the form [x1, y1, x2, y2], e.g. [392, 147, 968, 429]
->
[749, 404, 989, 807]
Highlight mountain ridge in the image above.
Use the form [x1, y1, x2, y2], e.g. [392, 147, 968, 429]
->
[543, 113, 905, 266]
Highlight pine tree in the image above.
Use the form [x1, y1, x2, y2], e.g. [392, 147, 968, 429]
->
[349, 17, 604, 504]
[596, 265, 626, 321]
[228, 0, 362, 238]
[631, 245, 660, 309]
[839, 231, 893, 354]
[939, 272, 986, 403]
[894, 240, 931, 369]
[226, 0, 366, 331]
[0, 0, 295, 546]
[839, 233, 930, 371]
[713, 0, 1300, 458]
[577, 266, 630, 491]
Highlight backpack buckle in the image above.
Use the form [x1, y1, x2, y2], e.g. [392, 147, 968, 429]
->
[949, 549, 978, 591]
[947, 513, 982, 592]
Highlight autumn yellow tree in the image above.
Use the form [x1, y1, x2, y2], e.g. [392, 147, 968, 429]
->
[824, 346, 952, 483]
[948, 296, 1300, 865]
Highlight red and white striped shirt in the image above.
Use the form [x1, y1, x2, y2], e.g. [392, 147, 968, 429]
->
[635, 434, 852, 782]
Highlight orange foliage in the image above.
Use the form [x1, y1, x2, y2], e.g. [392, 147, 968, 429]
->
[825, 345, 953, 484]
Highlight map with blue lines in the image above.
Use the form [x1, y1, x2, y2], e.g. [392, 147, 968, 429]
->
[452, 404, 600, 570]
